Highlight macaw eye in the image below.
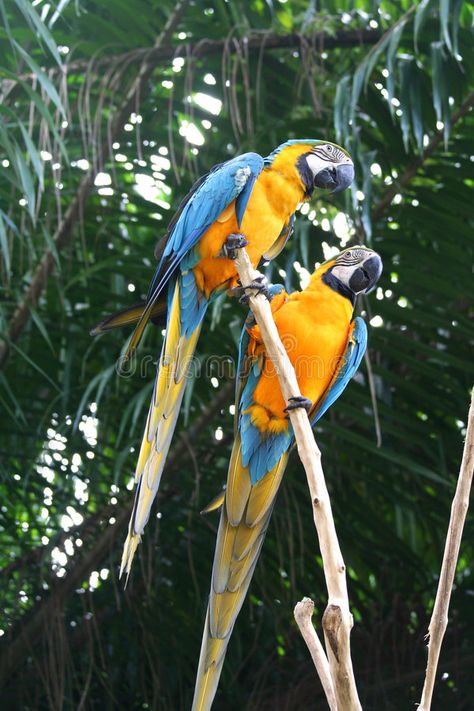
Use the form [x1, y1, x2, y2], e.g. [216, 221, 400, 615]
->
[326, 145, 332, 152]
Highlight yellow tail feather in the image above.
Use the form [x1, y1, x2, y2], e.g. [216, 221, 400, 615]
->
[200, 489, 226, 515]
[90, 299, 167, 336]
[120, 281, 202, 578]
[191, 438, 288, 710]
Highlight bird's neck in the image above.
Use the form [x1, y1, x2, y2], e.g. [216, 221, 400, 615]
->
[321, 270, 356, 307]
[259, 160, 307, 217]
[300, 272, 355, 321]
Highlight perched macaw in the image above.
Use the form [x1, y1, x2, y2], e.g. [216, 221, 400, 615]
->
[191, 245, 383, 711]
[92, 140, 355, 577]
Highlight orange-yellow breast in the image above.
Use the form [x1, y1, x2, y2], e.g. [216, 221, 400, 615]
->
[247, 277, 353, 433]
[193, 146, 313, 298]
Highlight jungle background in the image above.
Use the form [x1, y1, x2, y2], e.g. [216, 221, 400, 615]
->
[1, 0, 473, 709]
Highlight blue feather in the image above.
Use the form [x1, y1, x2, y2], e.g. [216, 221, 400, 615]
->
[240, 412, 291, 484]
[235, 170, 258, 228]
[310, 317, 367, 425]
[148, 152, 264, 308]
[180, 271, 208, 336]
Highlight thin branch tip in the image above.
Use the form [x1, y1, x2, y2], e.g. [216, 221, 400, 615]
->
[419, 388, 474, 709]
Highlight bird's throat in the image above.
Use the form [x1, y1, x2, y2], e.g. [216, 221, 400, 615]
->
[322, 271, 356, 307]
[258, 166, 307, 219]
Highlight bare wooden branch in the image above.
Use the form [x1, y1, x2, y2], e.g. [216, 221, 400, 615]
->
[4, 30, 381, 88]
[234, 248, 361, 711]
[294, 598, 337, 711]
[418, 388, 474, 711]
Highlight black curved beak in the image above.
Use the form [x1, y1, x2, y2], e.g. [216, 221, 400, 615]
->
[349, 254, 383, 294]
[313, 162, 355, 194]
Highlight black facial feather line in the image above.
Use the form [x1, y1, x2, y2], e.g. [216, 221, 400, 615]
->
[336, 249, 369, 266]
[311, 145, 347, 163]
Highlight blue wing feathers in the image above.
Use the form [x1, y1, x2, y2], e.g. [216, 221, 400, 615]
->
[235, 166, 261, 228]
[165, 152, 263, 266]
[240, 410, 291, 484]
[126, 152, 264, 355]
[237, 329, 293, 484]
[147, 152, 264, 308]
[179, 271, 208, 335]
[310, 317, 367, 425]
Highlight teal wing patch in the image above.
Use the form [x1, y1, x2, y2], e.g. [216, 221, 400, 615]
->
[310, 317, 367, 425]
[236, 315, 292, 485]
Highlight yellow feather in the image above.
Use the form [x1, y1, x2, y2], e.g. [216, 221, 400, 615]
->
[175, 325, 201, 383]
[232, 518, 265, 561]
[226, 535, 265, 592]
[145, 449, 165, 491]
[212, 508, 237, 595]
[200, 489, 226, 515]
[225, 443, 251, 525]
[191, 436, 289, 710]
[90, 298, 167, 336]
[192, 611, 227, 711]
[120, 282, 202, 577]
[245, 455, 288, 526]
[133, 477, 155, 532]
[204, 635, 228, 671]
[119, 527, 141, 579]
[209, 588, 243, 639]
[134, 427, 152, 483]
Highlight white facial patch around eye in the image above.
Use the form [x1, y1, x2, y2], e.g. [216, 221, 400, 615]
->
[306, 152, 337, 177]
[331, 264, 356, 286]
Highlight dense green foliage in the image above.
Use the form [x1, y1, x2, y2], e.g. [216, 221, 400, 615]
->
[1, 1, 473, 708]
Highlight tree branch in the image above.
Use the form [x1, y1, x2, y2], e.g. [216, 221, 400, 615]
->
[0, 0, 190, 371]
[418, 388, 474, 710]
[294, 598, 337, 710]
[234, 249, 361, 711]
[5, 30, 380, 87]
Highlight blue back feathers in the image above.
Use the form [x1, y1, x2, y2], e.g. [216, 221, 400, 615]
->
[147, 152, 265, 317]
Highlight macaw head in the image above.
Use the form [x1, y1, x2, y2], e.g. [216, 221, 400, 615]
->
[265, 139, 354, 197]
[325, 245, 383, 296]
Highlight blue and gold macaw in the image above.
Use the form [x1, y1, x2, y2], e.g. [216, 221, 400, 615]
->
[191, 246, 383, 711]
[92, 140, 355, 576]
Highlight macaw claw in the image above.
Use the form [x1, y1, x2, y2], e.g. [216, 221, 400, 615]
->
[236, 274, 272, 304]
[284, 396, 313, 414]
[220, 233, 249, 260]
